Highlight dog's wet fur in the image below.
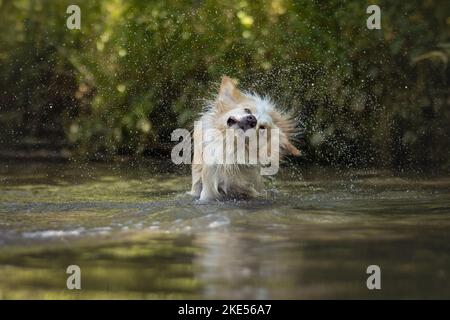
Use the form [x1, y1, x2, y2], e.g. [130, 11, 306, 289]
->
[190, 76, 300, 202]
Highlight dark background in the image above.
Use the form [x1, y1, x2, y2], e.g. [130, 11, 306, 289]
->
[0, 0, 448, 171]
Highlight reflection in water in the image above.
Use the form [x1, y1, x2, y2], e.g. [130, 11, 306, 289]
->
[0, 161, 449, 299]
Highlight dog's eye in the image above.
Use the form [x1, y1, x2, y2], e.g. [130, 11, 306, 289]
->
[227, 117, 237, 126]
[259, 125, 266, 130]
[244, 108, 252, 114]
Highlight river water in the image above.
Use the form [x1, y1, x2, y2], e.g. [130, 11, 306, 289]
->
[0, 160, 449, 299]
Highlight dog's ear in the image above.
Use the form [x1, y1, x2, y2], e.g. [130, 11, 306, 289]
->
[271, 111, 301, 156]
[285, 142, 301, 156]
[217, 76, 245, 108]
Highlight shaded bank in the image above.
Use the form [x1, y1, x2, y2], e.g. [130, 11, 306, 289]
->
[0, 1, 449, 170]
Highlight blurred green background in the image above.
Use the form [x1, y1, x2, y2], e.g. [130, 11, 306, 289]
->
[0, 0, 449, 170]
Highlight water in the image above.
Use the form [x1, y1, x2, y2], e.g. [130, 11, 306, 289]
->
[0, 160, 449, 299]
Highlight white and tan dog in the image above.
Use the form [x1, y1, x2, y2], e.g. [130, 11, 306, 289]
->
[190, 76, 300, 201]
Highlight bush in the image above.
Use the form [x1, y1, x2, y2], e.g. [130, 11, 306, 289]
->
[0, 0, 448, 170]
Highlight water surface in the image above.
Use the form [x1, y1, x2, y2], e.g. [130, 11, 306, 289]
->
[0, 161, 449, 299]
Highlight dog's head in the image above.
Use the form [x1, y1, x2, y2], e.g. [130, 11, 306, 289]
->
[211, 75, 301, 157]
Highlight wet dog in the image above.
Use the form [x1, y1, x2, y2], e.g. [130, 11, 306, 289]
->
[190, 76, 300, 201]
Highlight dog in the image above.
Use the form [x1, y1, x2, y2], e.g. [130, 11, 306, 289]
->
[190, 75, 300, 201]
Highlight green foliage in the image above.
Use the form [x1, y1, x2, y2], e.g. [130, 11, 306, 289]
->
[0, 0, 449, 169]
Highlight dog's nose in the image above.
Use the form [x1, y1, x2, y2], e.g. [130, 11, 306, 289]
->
[238, 114, 257, 131]
[246, 114, 257, 128]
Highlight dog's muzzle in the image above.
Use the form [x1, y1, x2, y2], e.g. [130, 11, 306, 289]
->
[237, 114, 257, 131]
